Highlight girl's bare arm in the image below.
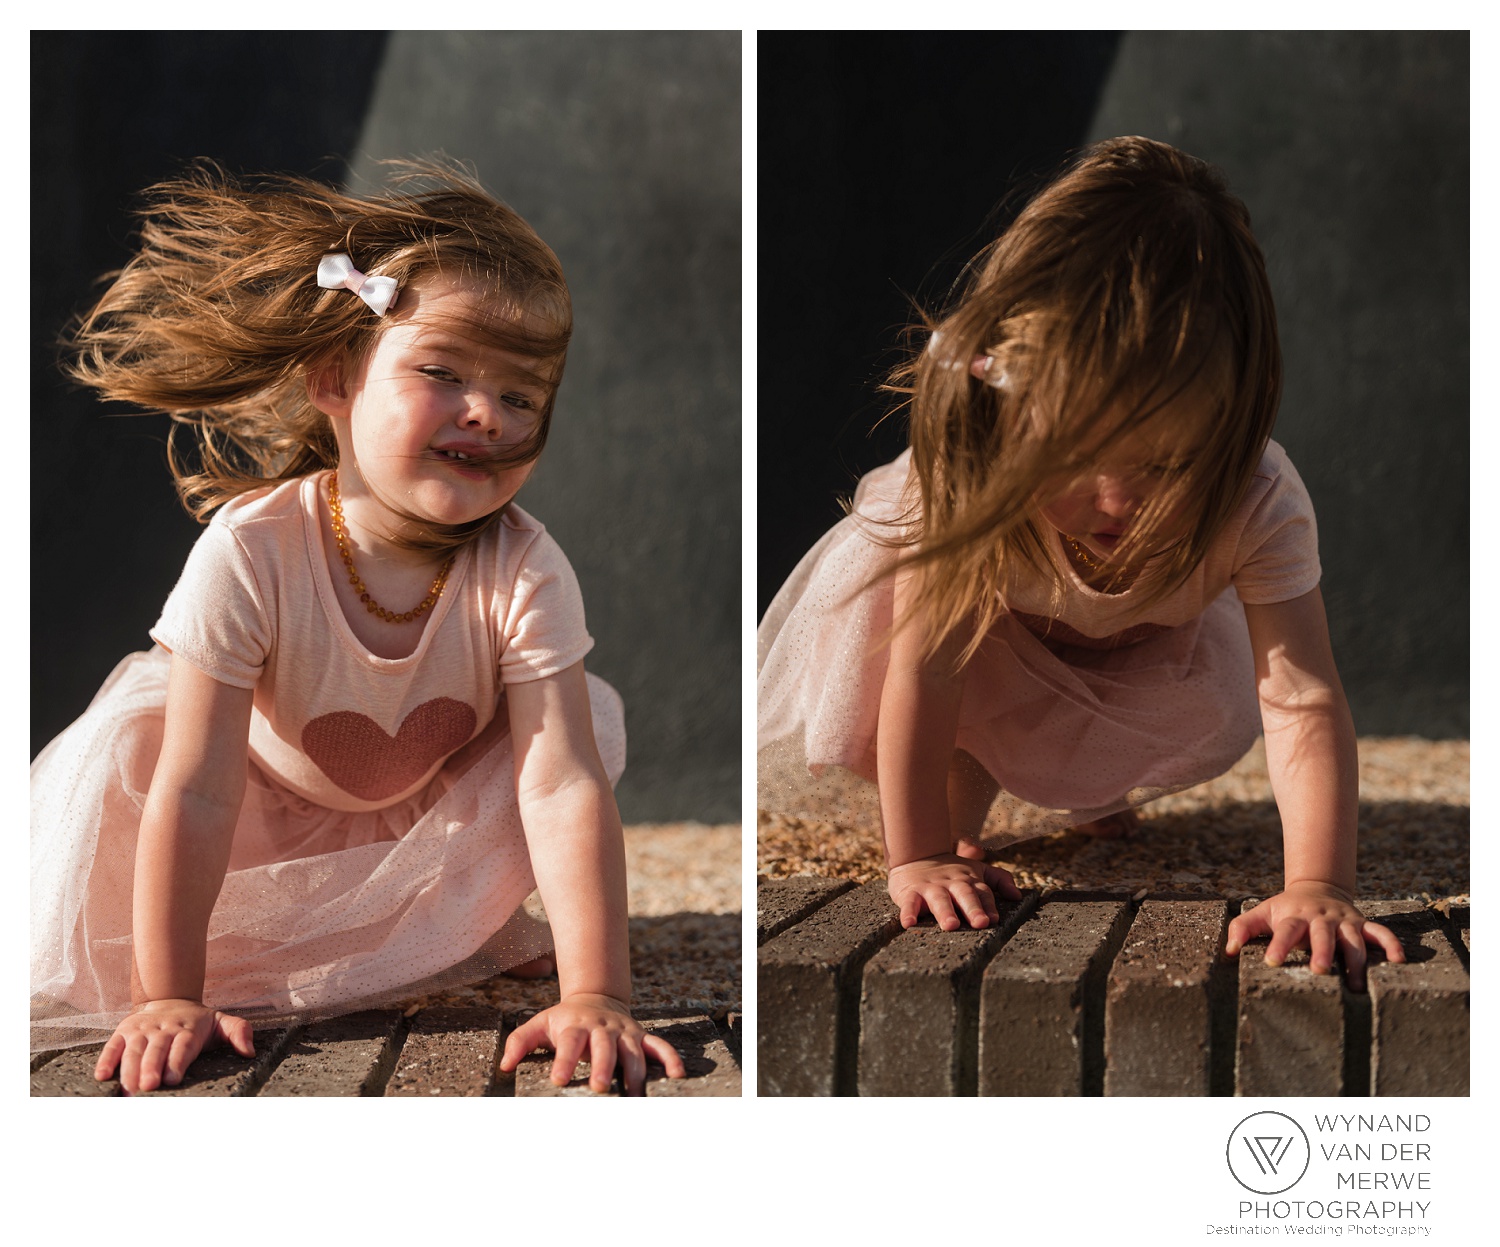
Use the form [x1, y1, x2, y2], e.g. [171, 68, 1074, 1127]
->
[876, 567, 1017, 930]
[498, 661, 684, 1093]
[1232, 587, 1404, 988]
[96, 655, 257, 1091]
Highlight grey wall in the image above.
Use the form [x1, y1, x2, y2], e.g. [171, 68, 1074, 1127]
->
[349, 32, 741, 820]
[1089, 31, 1468, 736]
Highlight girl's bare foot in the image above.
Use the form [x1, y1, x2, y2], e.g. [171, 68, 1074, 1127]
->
[504, 955, 556, 980]
[955, 837, 987, 861]
[1072, 809, 1138, 839]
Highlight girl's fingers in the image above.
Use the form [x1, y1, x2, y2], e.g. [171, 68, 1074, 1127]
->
[1226, 907, 1272, 956]
[95, 1034, 125, 1081]
[926, 889, 961, 932]
[164, 1029, 199, 1087]
[969, 878, 1001, 925]
[1337, 922, 1370, 992]
[587, 1030, 619, 1094]
[984, 864, 1022, 900]
[644, 1033, 687, 1079]
[550, 1027, 589, 1087]
[1363, 920, 1406, 964]
[219, 1013, 256, 1058]
[1308, 921, 1337, 975]
[897, 891, 924, 929]
[952, 882, 993, 929]
[499, 1013, 548, 1071]
[136, 1034, 174, 1093]
[1264, 917, 1308, 967]
[119, 1037, 146, 1095]
[618, 1038, 648, 1097]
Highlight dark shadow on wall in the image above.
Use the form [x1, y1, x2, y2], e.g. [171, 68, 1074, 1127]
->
[31, 31, 389, 758]
[757, 31, 1123, 618]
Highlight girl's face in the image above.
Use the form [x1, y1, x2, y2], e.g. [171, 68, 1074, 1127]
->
[314, 278, 554, 537]
[1034, 392, 1210, 562]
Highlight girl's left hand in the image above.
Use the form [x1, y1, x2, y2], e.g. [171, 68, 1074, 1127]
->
[498, 993, 687, 1095]
[1225, 882, 1406, 992]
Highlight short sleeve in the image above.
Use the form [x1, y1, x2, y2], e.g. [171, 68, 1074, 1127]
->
[149, 520, 272, 688]
[1231, 450, 1323, 605]
[498, 529, 595, 683]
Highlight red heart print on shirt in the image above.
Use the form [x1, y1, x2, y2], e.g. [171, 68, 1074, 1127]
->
[301, 698, 477, 802]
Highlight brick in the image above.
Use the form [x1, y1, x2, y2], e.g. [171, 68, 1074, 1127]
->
[1363, 901, 1470, 1097]
[31, 1045, 119, 1096]
[758, 881, 901, 1096]
[1104, 899, 1232, 1096]
[1445, 903, 1470, 967]
[1234, 899, 1346, 1097]
[151, 1027, 299, 1097]
[758, 876, 855, 945]
[859, 896, 1034, 1096]
[257, 1010, 405, 1097]
[512, 1012, 736, 1097]
[645, 1014, 741, 1097]
[979, 898, 1132, 1096]
[385, 1007, 502, 1097]
[724, 1010, 741, 1067]
[29, 1028, 300, 1097]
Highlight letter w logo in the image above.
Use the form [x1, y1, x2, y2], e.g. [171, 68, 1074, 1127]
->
[1245, 1136, 1294, 1175]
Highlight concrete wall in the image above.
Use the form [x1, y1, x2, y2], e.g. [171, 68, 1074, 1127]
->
[1088, 31, 1467, 736]
[32, 31, 742, 821]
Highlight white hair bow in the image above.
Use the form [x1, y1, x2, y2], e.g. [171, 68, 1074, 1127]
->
[317, 253, 399, 317]
[928, 331, 1009, 389]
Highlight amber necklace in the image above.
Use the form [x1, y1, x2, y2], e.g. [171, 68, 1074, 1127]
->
[328, 474, 454, 624]
[1060, 533, 1142, 594]
[1062, 534, 1108, 572]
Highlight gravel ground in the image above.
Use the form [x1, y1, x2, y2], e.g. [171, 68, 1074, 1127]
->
[759, 738, 1468, 904]
[396, 823, 742, 1020]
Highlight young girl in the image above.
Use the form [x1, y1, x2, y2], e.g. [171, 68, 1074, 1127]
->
[758, 136, 1404, 991]
[32, 159, 685, 1094]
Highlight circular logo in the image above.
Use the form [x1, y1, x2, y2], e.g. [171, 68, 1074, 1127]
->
[1226, 1111, 1310, 1194]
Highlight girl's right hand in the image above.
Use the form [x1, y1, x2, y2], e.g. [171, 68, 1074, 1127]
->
[887, 854, 1022, 930]
[95, 999, 255, 1095]
[498, 993, 687, 1096]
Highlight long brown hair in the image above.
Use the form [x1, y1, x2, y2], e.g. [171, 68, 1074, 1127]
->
[888, 136, 1281, 664]
[66, 157, 571, 550]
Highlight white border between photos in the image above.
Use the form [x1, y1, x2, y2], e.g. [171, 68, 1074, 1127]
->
[16, 12, 1488, 1242]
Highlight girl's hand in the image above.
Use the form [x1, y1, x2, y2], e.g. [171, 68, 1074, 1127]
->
[887, 853, 1022, 931]
[1225, 882, 1406, 992]
[95, 999, 255, 1095]
[499, 993, 686, 1096]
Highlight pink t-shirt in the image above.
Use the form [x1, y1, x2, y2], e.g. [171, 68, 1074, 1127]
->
[997, 438, 1321, 647]
[151, 472, 593, 812]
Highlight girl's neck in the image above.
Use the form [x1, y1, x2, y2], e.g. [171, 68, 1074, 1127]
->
[318, 472, 458, 659]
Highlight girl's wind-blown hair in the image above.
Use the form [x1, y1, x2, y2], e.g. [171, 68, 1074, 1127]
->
[888, 136, 1282, 664]
[67, 158, 571, 548]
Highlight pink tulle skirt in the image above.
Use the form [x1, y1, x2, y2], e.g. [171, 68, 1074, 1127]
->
[758, 456, 1261, 843]
[30, 646, 625, 1053]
